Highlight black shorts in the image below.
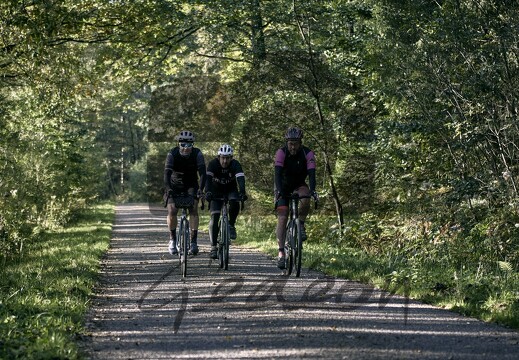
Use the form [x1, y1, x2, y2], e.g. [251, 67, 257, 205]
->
[209, 191, 240, 214]
[276, 184, 309, 208]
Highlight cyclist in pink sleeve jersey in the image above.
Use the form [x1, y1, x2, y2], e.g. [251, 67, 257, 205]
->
[274, 127, 318, 269]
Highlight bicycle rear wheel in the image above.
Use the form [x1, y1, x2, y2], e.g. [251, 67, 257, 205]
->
[180, 218, 189, 277]
[294, 219, 303, 277]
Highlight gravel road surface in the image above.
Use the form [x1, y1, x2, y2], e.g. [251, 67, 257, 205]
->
[80, 203, 519, 359]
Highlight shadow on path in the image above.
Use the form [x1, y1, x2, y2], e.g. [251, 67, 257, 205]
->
[81, 204, 519, 359]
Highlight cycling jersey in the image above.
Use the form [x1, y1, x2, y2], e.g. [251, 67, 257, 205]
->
[164, 147, 206, 192]
[206, 158, 245, 194]
[274, 145, 316, 193]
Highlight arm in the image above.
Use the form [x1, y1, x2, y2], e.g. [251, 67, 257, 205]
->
[306, 149, 317, 193]
[234, 161, 246, 194]
[237, 176, 246, 194]
[308, 168, 316, 193]
[196, 150, 206, 191]
[274, 166, 283, 193]
[274, 148, 285, 193]
[164, 151, 174, 190]
[205, 160, 214, 193]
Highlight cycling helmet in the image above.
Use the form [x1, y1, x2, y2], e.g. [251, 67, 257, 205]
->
[178, 130, 195, 143]
[218, 144, 234, 156]
[285, 127, 303, 140]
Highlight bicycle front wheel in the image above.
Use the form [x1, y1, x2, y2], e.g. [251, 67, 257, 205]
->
[285, 221, 295, 275]
[180, 218, 190, 278]
[294, 219, 303, 277]
[222, 221, 230, 270]
[218, 217, 230, 269]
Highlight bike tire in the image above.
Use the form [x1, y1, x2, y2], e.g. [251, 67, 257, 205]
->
[223, 221, 230, 270]
[218, 218, 225, 268]
[285, 221, 294, 275]
[178, 220, 184, 274]
[294, 219, 303, 277]
[181, 218, 189, 278]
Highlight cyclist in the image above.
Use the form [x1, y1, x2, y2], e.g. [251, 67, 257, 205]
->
[164, 130, 206, 256]
[205, 144, 247, 259]
[274, 126, 318, 269]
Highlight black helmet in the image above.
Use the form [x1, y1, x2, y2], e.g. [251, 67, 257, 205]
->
[285, 127, 303, 140]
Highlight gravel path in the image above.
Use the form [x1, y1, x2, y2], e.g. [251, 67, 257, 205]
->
[80, 203, 519, 359]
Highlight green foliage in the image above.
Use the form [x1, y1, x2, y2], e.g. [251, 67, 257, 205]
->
[370, 0, 519, 207]
[0, 203, 114, 359]
[1, 0, 519, 336]
[0, 1, 151, 257]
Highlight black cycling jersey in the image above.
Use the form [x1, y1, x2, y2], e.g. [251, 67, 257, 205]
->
[206, 158, 245, 194]
[164, 147, 206, 192]
[274, 145, 316, 193]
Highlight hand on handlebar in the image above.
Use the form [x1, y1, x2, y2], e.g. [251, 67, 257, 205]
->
[196, 189, 204, 199]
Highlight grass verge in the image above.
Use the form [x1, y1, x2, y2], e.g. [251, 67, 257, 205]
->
[0, 203, 114, 359]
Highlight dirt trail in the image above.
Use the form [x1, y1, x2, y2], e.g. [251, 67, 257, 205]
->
[80, 203, 519, 359]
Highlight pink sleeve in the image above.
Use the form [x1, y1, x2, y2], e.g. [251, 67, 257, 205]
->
[274, 148, 285, 167]
[306, 150, 316, 170]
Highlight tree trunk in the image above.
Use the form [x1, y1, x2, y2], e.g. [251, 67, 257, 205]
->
[250, 0, 266, 67]
[293, 4, 345, 227]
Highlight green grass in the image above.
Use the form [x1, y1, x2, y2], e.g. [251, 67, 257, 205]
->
[234, 213, 519, 331]
[0, 203, 114, 360]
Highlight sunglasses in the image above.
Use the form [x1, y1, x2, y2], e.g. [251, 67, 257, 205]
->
[179, 142, 193, 148]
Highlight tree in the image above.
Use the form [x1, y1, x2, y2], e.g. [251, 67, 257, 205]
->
[368, 0, 519, 215]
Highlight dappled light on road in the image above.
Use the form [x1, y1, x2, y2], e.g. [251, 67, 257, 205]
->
[81, 204, 519, 359]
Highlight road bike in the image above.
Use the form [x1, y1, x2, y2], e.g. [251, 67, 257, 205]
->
[172, 193, 194, 278]
[280, 193, 317, 277]
[211, 195, 244, 270]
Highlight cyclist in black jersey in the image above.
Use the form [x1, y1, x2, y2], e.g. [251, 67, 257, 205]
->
[164, 130, 206, 256]
[274, 127, 318, 269]
[205, 144, 247, 259]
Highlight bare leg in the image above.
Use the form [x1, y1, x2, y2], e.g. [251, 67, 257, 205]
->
[276, 206, 289, 257]
[167, 203, 179, 232]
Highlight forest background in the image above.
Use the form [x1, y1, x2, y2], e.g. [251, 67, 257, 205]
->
[1, 0, 518, 336]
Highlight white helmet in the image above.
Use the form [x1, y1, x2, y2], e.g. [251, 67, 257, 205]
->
[178, 130, 194, 142]
[218, 144, 233, 156]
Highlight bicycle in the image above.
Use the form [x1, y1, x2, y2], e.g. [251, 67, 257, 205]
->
[278, 193, 317, 277]
[210, 195, 244, 270]
[171, 193, 194, 278]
